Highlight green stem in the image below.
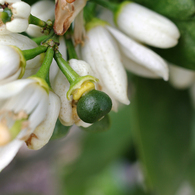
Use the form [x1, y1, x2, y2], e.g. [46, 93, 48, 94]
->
[32, 35, 50, 45]
[65, 37, 78, 60]
[36, 47, 54, 80]
[54, 50, 79, 84]
[83, 2, 96, 23]
[22, 45, 48, 61]
[29, 14, 47, 27]
[89, 0, 118, 12]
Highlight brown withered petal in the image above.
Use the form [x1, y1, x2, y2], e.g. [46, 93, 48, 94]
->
[53, 0, 87, 35]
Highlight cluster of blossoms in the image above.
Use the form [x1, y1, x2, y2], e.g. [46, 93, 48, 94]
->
[0, 0, 180, 171]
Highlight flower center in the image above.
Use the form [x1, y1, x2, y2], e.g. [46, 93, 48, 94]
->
[0, 110, 29, 146]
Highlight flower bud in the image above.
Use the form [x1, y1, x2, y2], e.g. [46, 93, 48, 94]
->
[115, 2, 180, 48]
[0, 1, 30, 34]
[26, 1, 55, 37]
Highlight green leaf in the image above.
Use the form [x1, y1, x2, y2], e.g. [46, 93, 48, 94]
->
[133, 0, 195, 20]
[187, 111, 195, 189]
[81, 114, 111, 133]
[51, 119, 70, 140]
[61, 105, 132, 195]
[131, 77, 193, 195]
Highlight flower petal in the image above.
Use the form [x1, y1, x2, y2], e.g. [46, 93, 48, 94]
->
[27, 91, 60, 150]
[107, 26, 169, 81]
[169, 64, 195, 89]
[6, 18, 29, 33]
[12, 1, 31, 19]
[0, 139, 23, 172]
[0, 79, 35, 99]
[116, 2, 180, 48]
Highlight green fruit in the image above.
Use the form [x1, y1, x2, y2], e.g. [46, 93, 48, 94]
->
[77, 90, 112, 123]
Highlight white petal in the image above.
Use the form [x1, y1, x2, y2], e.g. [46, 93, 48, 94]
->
[0, 79, 35, 99]
[53, 70, 74, 126]
[3, 84, 34, 111]
[0, 24, 10, 35]
[82, 26, 130, 104]
[0, 45, 20, 80]
[0, 33, 37, 50]
[29, 90, 48, 130]
[107, 26, 169, 80]
[69, 59, 92, 76]
[116, 2, 180, 48]
[25, 25, 43, 38]
[75, 120, 91, 128]
[6, 18, 29, 33]
[122, 53, 159, 78]
[28, 91, 60, 150]
[22, 84, 45, 114]
[12, 1, 31, 18]
[0, 68, 21, 85]
[169, 65, 195, 89]
[30, 0, 55, 20]
[0, 139, 23, 172]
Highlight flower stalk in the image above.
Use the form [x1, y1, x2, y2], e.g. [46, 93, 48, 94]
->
[54, 50, 98, 100]
[65, 35, 78, 60]
[28, 14, 47, 28]
[22, 45, 48, 61]
[35, 46, 54, 81]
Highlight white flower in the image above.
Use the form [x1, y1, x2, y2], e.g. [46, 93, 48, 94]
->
[26, 91, 61, 150]
[169, 64, 195, 89]
[0, 1, 30, 34]
[26, 0, 55, 37]
[106, 26, 169, 80]
[115, 2, 180, 48]
[0, 33, 42, 69]
[0, 45, 25, 85]
[54, 0, 87, 35]
[53, 59, 93, 127]
[0, 78, 49, 171]
[81, 25, 130, 106]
